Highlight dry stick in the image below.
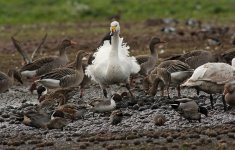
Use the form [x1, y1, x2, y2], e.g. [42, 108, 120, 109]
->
[11, 36, 32, 64]
[31, 33, 48, 60]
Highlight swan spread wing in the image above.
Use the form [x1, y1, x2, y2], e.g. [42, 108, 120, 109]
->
[85, 37, 140, 84]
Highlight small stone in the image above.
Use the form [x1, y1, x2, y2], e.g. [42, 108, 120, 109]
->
[133, 140, 141, 145]
[0, 117, 4, 122]
[151, 104, 159, 109]
[166, 136, 173, 142]
[138, 106, 148, 111]
[228, 133, 235, 139]
[189, 134, 200, 139]
[79, 144, 87, 149]
[132, 104, 139, 110]
[154, 114, 166, 126]
[2, 113, 10, 118]
[66, 138, 72, 141]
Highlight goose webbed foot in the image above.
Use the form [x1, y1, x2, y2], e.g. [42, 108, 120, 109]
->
[196, 89, 200, 96]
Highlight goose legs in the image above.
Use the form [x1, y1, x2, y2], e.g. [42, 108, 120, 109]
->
[125, 83, 134, 97]
[210, 94, 214, 109]
[222, 95, 227, 111]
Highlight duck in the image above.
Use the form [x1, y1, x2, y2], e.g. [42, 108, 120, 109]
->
[35, 50, 86, 89]
[0, 69, 23, 93]
[85, 21, 140, 97]
[19, 39, 76, 80]
[37, 86, 75, 103]
[144, 60, 193, 97]
[135, 37, 166, 76]
[23, 110, 50, 129]
[55, 94, 87, 121]
[110, 110, 123, 125]
[223, 81, 235, 107]
[47, 110, 69, 130]
[89, 93, 121, 115]
[171, 98, 208, 123]
[182, 58, 235, 111]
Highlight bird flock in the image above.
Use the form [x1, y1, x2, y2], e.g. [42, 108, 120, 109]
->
[0, 20, 235, 130]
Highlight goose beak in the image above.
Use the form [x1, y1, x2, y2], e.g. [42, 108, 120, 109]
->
[223, 87, 229, 95]
[110, 26, 116, 36]
[70, 40, 77, 45]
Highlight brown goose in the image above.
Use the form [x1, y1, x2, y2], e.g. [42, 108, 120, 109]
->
[135, 37, 166, 75]
[223, 81, 235, 107]
[20, 39, 76, 79]
[0, 69, 23, 93]
[164, 50, 218, 69]
[66, 53, 94, 98]
[35, 50, 86, 89]
[144, 60, 193, 97]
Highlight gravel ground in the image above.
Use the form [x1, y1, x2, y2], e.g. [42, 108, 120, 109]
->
[0, 82, 235, 149]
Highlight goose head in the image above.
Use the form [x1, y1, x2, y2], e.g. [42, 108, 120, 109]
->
[149, 37, 166, 54]
[59, 39, 77, 55]
[75, 50, 88, 69]
[110, 21, 120, 36]
[8, 69, 23, 84]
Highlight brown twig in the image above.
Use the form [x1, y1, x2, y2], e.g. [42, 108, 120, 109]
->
[31, 33, 48, 60]
[11, 36, 32, 64]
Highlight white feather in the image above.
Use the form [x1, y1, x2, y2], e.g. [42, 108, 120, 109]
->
[21, 70, 37, 78]
[85, 36, 140, 86]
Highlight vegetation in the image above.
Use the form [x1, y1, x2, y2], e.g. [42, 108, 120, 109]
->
[0, 0, 235, 24]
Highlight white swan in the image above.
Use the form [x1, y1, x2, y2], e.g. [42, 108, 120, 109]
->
[182, 58, 235, 111]
[85, 21, 140, 97]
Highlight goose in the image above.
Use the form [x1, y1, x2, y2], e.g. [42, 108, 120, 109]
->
[85, 21, 140, 97]
[19, 39, 76, 79]
[89, 93, 121, 115]
[171, 98, 208, 123]
[164, 50, 218, 69]
[67, 53, 94, 98]
[0, 69, 23, 93]
[223, 81, 235, 107]
[35, 50, 86, 89]
[135, 37, 166, 76]
[144, 60, 193, 97]
[182, 58, 235, 111]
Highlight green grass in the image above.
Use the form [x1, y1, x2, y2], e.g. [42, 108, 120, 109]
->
[0, 0, 235, 24]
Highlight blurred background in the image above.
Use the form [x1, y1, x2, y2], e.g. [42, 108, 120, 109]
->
[0, 0, 235, 24]
[0, 0, 235, 72]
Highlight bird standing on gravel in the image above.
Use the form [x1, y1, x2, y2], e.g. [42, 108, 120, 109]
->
[35, 50, 87, 89]
[85, 21, 140, 98]
[171, 98, 208, 123]
[182, 58, 235, 111]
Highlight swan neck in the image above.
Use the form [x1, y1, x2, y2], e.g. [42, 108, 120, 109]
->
[110, 34, 119, 56]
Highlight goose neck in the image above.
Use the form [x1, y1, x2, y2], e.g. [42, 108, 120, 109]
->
[149, 43, 157, 56]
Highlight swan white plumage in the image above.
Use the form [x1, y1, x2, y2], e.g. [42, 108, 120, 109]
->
[182, 58, 235, 111]
[85, 21, 140, 97]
